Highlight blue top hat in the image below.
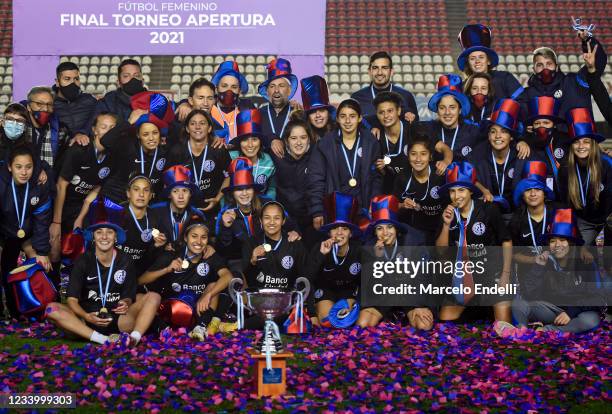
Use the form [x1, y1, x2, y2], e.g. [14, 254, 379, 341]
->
[527, 96, 564, 124]
[211, 61, 249, 95]
[366, 195, 409, 234]
[512, 161, 556, 206]
[301, 75, 335, 114]
[566, 108, 605, 143]
[428, 74, 471, 118]
[162, 165, 200, 198]
[457, 24, 499, 71]
[487, 98, 523, 135]
[223, 156, 264, 193]
[228, 109, 271, 148]
[439, 161, 483, 198]
[539, 208, 584, 245]
[320, 192, 362, 236]
[258, 58, 299, 100]
[84, 197, 126, 245]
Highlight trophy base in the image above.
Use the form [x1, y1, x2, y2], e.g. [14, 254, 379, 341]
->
[248, 349, 294, 397]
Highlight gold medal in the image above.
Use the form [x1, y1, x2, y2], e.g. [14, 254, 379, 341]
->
[99, 307, 108, 314]
[349, 178, 357, 187]
[151, 228, 160, 238]
[383, 156, 392, 165]
[263, 243, 272, 252]
[181, 259, 189, 269]
[17, 229, 25, 239]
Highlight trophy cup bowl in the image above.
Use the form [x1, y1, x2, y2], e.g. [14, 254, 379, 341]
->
[229, 277, 310, 357]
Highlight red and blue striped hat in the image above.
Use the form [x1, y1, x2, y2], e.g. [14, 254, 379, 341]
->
[512, 160, 556, 206]
[527, 96, 564, 124]
[258, 58, 299, 100]
[223, 156, 263, 193]
[85, 196, 126, 245]
[320, 191, 362, 236]
[130, 91, 176, 134]
[566, 108, 604, 143]
[457, 24, 499, 71]
[301, 75, 334, 114]
[228, 109, 271, 148]
[366, 195, 409, 234]
[488, 98, 523, 134]
[162, 165, 199, 197]
[539, 208, 584, 245]
[439, 161, 483, 198]
[428, 74, 471, 117]
[211, 60, 248, 95]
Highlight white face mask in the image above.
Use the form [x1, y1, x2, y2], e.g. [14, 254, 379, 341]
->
[3, 119, 26, 140]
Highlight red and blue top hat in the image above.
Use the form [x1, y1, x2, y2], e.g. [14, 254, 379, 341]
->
[457, 24, 499, 71]
[527, 96, 564, 124]
[223, 156, 264, 193]
[211, 60, 249, 95]
[512, 161, 556, 206]
[130, 91, 176, 133]
[84, 196, 126, 245]
[566, 108, 604, 143]
[320, 192, 362, 237]
[428, 74, 471, 118]
[366, 195, 409, 234]
[258, 58, 299, 100]
[301, 75, 334, 114]
[162, 165, 199, 198]
[228, 109, 271, 148]
[487, 98, 523, 135]
[539, 208, 584, 245]
[439, 161, 483, 198]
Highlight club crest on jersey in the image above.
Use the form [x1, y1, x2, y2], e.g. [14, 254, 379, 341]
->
[98, 167, 110, 179]
[30, 196, 39, 205]
[430, 186, 440, 199]
[508, 168, 514, 179]
[71, 175, 81, 185]
[472, 222, 486, 236]
[554, 148, 564, 159]
[171, 282, 181, 292]
[461, 146, 472, 156]
[281, 255, 294, 269]
[314, 289, 323, 299]
[197, 262, 210, 277]
[203, 160, 215, 172]
[114, 270, 127, 284]
[256, 174, 267, 185]
[156, 158, 166, 171]
[349, 263, 361, 275]
[554, 90, 563, 99]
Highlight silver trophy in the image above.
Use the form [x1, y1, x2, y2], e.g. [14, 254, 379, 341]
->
[228, 277, 310, 369]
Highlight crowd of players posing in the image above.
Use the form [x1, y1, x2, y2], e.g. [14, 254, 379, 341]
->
[0, 24, 610, 345]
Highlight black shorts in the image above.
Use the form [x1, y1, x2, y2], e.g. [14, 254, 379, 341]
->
[312, 286, 358, 304]
[85, 312, 121, 336]
[61, 202, 84, 234]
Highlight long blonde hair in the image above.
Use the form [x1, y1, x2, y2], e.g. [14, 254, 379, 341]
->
[567, 139, 602, 209]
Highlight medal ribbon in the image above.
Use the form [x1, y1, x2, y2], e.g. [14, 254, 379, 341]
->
[575, 165, 590, 208]
[453, 201, 475, 305]
[96, 250, 116, 311]
[11, 180, 29, 234]
[188, 141, 208, 187]
[340, 131, 361, 182]
[527, 207, 547, 254]
[140, 145, 158, 178]
[403, 165, 431, 202]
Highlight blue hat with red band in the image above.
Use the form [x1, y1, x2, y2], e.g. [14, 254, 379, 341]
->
[487, 98, 523, 134]
[228, 109, 271, 148]
[211, 60, 249, 95]
[162, 165, 199, 198]
[258, 58, 299, 100]
[513, 161, 556, 206]
[130, 91, 176, 134]
[320, 192, 362, 237]
[439, 161, 483, 198]
[223, 156, 264, 193]
[84, 196, 126, 245]
[566, 107, 604, 143]
[539, 208, 584, 245]
[301, 75, 335, 114]
[366, 195, 409, 234]
[527, 96, 564, 124]
[428, 74, 471, 118]
[457, 24, 499, 71]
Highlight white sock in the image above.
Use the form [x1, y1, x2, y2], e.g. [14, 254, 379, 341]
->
[130, 331, 142, 344]
[90, 331, 108, 344]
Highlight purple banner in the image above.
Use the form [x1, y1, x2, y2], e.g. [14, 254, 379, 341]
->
[13, 0, 326, 56]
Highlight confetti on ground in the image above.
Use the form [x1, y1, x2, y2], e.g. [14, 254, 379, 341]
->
[0, 321, 610, 412]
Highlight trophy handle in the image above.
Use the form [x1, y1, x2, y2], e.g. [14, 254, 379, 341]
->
[228, 278, 244, 304]
[294, 277, 310, 300]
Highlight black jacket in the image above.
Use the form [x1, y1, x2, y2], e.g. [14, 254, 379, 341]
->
[53, 88, 98, 137]
[272, 148, 312, 219]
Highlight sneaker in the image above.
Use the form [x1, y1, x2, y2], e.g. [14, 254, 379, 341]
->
[493, 320, 517, 337]
[188, 325, 208, 341]
[207, 317, 221, 336]
[218, 321, 238, 333]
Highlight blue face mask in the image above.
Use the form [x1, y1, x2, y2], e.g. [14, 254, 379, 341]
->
[3, 120, 26, 141]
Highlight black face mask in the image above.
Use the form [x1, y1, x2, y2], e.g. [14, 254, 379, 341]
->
[122, 78, 145, 96]
[59, 82, 81, 102]
[217, 90, 239, 108]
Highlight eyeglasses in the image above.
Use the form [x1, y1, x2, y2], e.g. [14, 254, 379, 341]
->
[29, 100, 53, 110]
